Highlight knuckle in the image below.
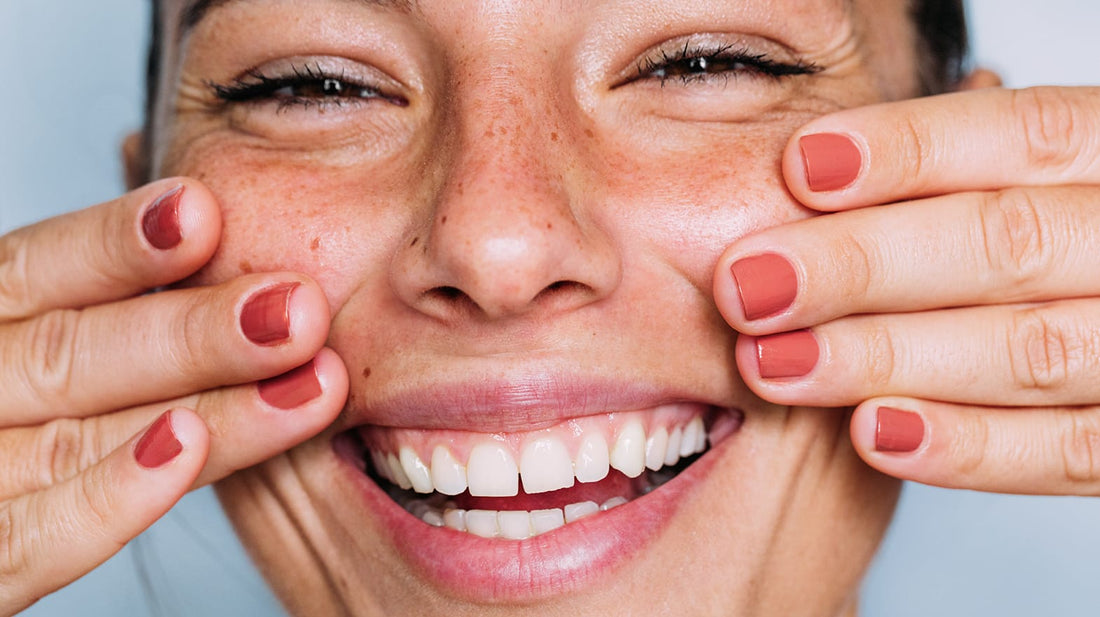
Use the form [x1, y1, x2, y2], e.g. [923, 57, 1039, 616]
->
[20, 310, 83, 408]
[37, 419, 92, 488]
[1012, 87, 1083, 173]
[977, 188, 1054, 286]
[950, 412, 992, 477]
[834, 230, 878, 304]
[0, 502, 24, 580]
[896, 113, 934, 190]
[1059, 411, 1100, 489]
[78, 469, 118, 539]
[0, 232, 36, 320]
[862, 322, 898, 390]
[1006, 307, 1083, 392]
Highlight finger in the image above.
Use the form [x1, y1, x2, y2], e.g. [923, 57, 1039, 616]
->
[0, 349, 347, 500]
[849, 397, 1100, 496]
[0, 273, 331, 426]
[736, 299, 1100, 410]
[782, 86, 1100, 210]
[0, 409, 208, 615]
[714, 186, 1100, 334]
[0, 178, 222, 322]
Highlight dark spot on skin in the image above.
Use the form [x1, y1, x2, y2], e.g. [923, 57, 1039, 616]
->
[484, 128, 494, 138]
[441, 216, 448, 225]
[310, 237, 321, 251]
[550, 132, 559, 142]
[547, 222, 553, 230]
[362, 367, 372, 379]
[410, 237, 420, 247]
[585, 129, 595, 139]
[239, 260, 253, 273]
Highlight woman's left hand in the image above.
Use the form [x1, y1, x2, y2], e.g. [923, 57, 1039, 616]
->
[714, 84, 1100, 495]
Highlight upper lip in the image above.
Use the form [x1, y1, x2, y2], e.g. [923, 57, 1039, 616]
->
[335, 365, 750, 433]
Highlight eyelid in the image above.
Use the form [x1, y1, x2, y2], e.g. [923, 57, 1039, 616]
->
[211, 56, 410, 104]
[612, 32, 813, 87]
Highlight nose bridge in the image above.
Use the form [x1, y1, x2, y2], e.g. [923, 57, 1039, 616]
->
[393, 53, 619, 321]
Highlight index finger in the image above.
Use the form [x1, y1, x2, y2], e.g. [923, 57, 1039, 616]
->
[783, 86, 1100, 211]
[0, 178, 221, 321]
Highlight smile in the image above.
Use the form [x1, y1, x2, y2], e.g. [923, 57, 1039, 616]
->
[350, 404, 744, 540]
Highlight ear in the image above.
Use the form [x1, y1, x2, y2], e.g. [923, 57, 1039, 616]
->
[121, 131, 148, 190]
[956, 68, 1004, 91]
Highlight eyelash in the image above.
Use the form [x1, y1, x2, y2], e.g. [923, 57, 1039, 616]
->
[634, 42, 819, 86]
[209, 63, 409, 111]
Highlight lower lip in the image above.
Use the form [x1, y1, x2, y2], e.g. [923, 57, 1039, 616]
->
[335, 419, 739, 603]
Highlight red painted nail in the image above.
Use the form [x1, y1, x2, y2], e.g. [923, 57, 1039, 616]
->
[240, 283, 299, 346]
[757, 330, 819, 379]
[876, 407, 925, 453]
[258, 359, 323, 409]
[731, 253, 798, 321]
[134, 411, 183, 469]
[799, 133, 862, 192]
[142, 186, 184, 250]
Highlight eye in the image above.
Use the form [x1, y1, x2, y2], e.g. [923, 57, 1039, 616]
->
[209, 63, 409, 110]
[630, 41, 819, 87]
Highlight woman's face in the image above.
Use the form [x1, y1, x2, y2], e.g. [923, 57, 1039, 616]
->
[151, 0, 917, 614]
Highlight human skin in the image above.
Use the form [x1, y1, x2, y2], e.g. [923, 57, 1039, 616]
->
[147, 0, 914, 614]
[3, 0, 1099, 615]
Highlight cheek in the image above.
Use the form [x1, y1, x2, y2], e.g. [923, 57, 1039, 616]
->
[170, 142, 418, 309]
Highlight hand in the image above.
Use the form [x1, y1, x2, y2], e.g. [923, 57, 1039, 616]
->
[713, 85, 1100, 495]
[0, 179, 348, 615]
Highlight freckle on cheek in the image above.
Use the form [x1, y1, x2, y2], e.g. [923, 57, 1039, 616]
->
[239, 260, 253, 274]
[310, 237, 321, 251]
[362, 367, 372, 380]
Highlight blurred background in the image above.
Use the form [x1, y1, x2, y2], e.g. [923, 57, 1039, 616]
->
[2, 1, 1099, 615]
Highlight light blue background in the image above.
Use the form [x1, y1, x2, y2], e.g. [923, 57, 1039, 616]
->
[3, 1, 1100, 615]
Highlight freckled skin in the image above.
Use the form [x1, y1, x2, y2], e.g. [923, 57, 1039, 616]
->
[152, 0, 915, 615]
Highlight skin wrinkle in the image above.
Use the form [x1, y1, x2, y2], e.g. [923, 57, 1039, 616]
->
[153, 0, 921, 614]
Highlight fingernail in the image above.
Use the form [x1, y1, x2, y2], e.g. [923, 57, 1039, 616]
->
[134, 411, 184, 469]
[875, 407, 925, 453]
[142, 185, 184, 250]
[241, 283, 299, 346]
[757, 330, 819, 379]
[800, 133, 862, 192]
[731, 253, 797, 321]
[258, 359, 323, 409]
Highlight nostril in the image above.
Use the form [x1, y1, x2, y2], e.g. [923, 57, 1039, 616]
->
[432, 286, 464, 301]
[533, 280, 589, 304]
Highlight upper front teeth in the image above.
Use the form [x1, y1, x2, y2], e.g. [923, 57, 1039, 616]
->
[370, 415, 709, 497]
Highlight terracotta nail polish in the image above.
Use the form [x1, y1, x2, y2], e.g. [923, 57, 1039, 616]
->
[259, 359, 323, 409]
[731, 253, 798, 321]
[134, 411, 184, 469]
[142, 186, 184, 250]
[241, 283, 299, 346]
[875, 407, 925, 453]
[799, 133, 862, 192]
[756, 330, 819, 379]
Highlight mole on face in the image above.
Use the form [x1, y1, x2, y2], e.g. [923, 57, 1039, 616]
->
[239, 260, 253, 274]
[362, 367, 372, 380]
[310, 237, 321, 251]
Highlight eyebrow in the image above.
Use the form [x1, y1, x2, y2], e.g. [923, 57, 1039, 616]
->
[180, 0, 413, 32]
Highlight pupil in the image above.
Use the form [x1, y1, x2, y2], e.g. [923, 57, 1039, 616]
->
[322, 79, 343, 95]
[688, 57, 708, 73]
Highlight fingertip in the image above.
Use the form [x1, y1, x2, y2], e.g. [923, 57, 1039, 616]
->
[782, 129, 867, 208]
[133, 408, 210, 474]
[133, 178, 222, 282]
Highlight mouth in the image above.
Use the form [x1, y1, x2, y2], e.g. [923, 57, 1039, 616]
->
[332, 398, 745, 601]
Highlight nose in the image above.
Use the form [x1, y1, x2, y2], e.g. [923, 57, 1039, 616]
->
[391, 79, 620, 322]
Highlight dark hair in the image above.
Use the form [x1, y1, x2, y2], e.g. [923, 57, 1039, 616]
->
[139, 0, 968, 178]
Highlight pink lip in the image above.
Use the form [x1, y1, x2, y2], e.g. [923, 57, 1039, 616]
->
[337, 372, 737, 432]
[335, 423, 738, 602]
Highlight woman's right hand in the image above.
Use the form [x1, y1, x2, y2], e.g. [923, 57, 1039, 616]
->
[0, 179, 348, 616]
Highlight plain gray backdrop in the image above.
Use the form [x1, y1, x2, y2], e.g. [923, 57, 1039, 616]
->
[3, 1, 1100, 615]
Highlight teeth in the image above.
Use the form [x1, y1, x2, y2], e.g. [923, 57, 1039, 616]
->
[645, 427, 669, 471]
[466, 510, 500, 538]
[387, 452, 414, 490]
[422, 509, 445, 527]
[400, 447, 434, 494]
[531, 508, 566, 534]
[430, 446, 468, 496]
[467, 443, 519, 497]
[664, 426, 683, 467]
[520, 436, 575, 494]
[498, 511, 533, 540]
[601, 496, 628, 511]
[574, 433, 610, 483]
[679, 419, 700, 458]
[691, 416, 708, 453]
[610, 420, 646, 478]
[563, 500, 600, 523]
